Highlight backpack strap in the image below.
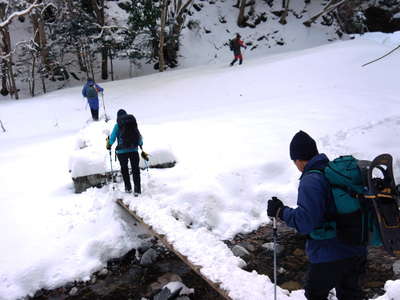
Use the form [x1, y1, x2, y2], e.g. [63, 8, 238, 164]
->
[305, 168, 337, 240]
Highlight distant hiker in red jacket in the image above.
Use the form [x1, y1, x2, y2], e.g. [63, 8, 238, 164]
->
[230, 33, 247, 66]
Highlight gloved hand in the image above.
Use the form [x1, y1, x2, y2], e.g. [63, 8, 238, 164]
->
[141, 151, 149, 161]
[106, 137, 111, 150]
[267, 196, 284, 219]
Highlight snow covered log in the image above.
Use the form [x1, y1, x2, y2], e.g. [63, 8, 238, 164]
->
[68, 122, 177, 193]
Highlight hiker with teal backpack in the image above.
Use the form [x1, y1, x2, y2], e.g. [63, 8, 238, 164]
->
[267, 131, 367, 300]
[82, 78, 104, 121]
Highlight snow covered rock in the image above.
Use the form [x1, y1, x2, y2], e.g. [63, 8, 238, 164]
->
[231, 245, 251, 260]
[153, 281, 194, 300]
[393, 260, 400, 276]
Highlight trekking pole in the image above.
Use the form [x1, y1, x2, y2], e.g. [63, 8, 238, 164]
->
[101, 93, 109, 122]
[108, 149, 115, 191]
[273, 217, 278, 300]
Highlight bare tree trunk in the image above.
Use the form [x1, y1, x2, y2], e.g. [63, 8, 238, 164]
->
[238, 0, 247, 27]
[91, 0, 108, 80]
[31, 14, 50, 69]
[76, 46, 86, 72]
[101, 47, 108, 79]
[31, 54, 36, 97]
[1, 28, 18, 99]
[303, 0, 345, 27]
[169, 0, 193, 65]
[159, 0, 168, 72]
[0, 2, 18, 99]
[41, 77, 46, 94]
[7, 55, 18, 99]
[80, 43, 89, 78]
[279, 0, 290, 25]
[1, 62, 7, 95]
[109, 49, 114, 81]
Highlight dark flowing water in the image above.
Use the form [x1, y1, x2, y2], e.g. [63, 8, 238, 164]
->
[30, 223, 397, 300]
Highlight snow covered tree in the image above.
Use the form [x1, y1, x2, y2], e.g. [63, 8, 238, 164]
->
[279, 0, 290, 25]
[159, 0, 167, 72]
[303, 0, 346, 27]
[119, 0, 193, 70]
[237, 0, 247, 27]
[0, 0, 42, 99]
[166, 0, 193, 67]
[87, 0, 109, 80]
[119, 0, 161, 66]
[47, 0, 100, 80]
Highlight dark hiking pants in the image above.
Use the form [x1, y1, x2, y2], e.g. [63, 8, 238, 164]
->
[304, 256, 366, 300]
[230, 53, 243, 66]
[117, 151, 141, 194]
[90, 108, 99, 121]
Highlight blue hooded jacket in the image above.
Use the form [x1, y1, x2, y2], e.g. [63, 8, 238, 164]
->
[82, 79, 104, 110]
[281, 153, 367, 263]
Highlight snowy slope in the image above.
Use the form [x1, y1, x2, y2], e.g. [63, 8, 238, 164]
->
[5, 0, 345, 95]
[1, 35, 400, 299]
[179, 0, 344, 68]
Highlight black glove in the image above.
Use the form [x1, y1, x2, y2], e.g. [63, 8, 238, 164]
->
[267, 196, 284, 219]
[106, 137, 111, 150]
[141, 151, 149, 161]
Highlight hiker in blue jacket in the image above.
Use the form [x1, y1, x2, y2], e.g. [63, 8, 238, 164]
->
[106, 109, 143, 195]
[267, 131, 367, 300]
[82, 78, 104, 121]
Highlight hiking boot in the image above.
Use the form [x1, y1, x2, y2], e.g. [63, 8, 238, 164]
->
[125, 188, 132, 194]
[134, 192, 140, 197]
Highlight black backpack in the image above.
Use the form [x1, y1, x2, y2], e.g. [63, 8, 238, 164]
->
[229, 39, 235, 51]
[117, 114, 140, 149]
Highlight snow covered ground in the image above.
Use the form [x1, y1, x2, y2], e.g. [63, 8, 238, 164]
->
[2, 33, 400, 299]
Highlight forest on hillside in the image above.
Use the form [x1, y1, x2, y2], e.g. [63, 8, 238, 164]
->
[1, 0, 400, 100]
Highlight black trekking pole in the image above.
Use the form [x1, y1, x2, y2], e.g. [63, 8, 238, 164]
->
[273, 217, 278, 300]
[108, 149, 115, 191]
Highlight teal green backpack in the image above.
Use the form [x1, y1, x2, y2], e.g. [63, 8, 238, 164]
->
[309, 155, 382, 246]
[86, 85, 98, 98]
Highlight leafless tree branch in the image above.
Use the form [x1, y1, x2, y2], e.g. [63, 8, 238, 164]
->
[0, 119, 6, 132]
[362, 44, 400, 67]
[0, 1, 42, 29]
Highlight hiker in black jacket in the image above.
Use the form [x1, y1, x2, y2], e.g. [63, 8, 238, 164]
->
[230, 33, 247, 66]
